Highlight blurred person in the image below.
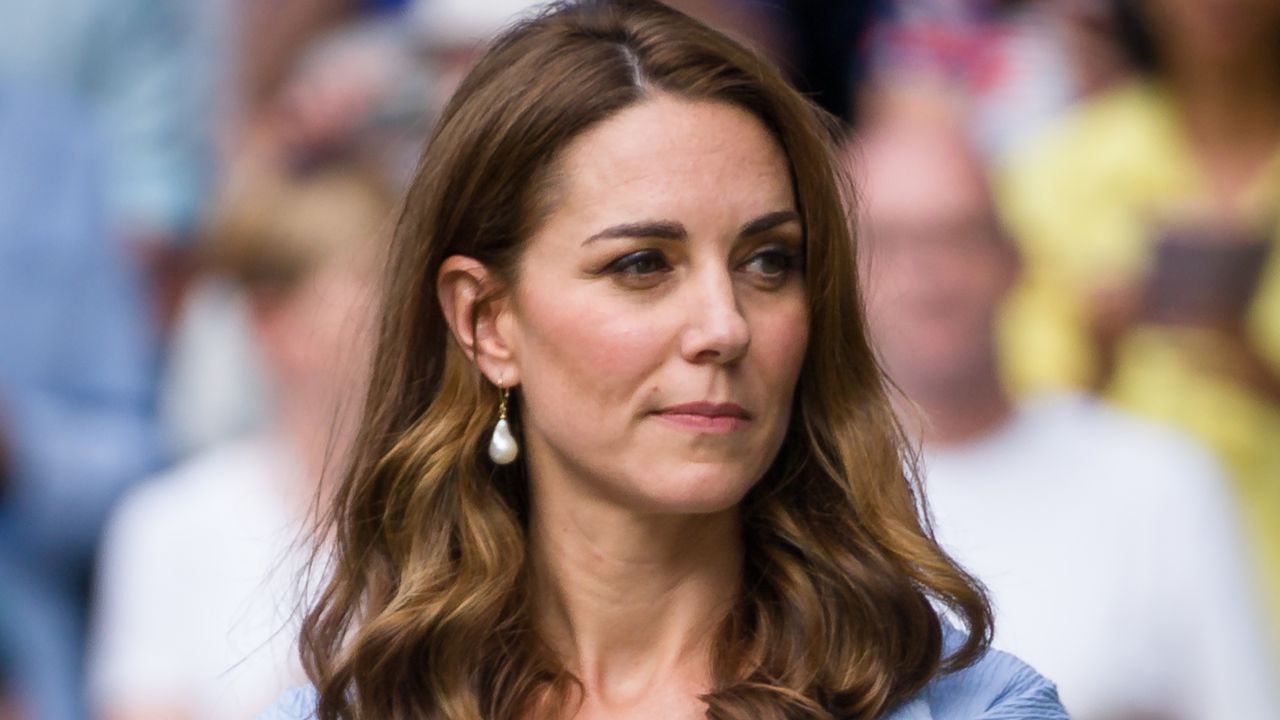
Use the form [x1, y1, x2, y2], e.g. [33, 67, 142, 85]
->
[218, 0, 414, 153]
[238, 0, 374, 120]
[162, 12, 435, 456]
[867, 0, 1082, 158]
[0, 84, 163, 720]
[855, 102, 1280, 719]
[263, 2, 1066, 718]
[89, 157, 391, 720]
[259, 15, 436, 191]
[0, 0, 217, 332]
[996, 0, 1280, 640]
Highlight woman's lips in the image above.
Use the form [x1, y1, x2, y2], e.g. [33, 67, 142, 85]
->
[651, 402, 752, 434]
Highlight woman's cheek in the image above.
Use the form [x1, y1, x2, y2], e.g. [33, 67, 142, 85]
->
[752, 300, 809, 379]
[526, 286, 674, 393]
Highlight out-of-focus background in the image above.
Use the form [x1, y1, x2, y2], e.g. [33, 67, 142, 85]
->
[0, 0, 1276, 718]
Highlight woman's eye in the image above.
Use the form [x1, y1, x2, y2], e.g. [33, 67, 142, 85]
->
[741, 248, 802, 278]
[605, 249, 671, 276]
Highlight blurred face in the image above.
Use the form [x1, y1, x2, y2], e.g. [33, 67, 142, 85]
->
[503, 94, 809, 515]
[856, 127, 1015, 398]
[255, 247, 378, 428]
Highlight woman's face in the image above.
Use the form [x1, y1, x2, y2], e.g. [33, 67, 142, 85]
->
[500, 94, 809, 515]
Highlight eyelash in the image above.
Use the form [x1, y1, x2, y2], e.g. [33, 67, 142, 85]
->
[742, 247, 805, 277]
[604, 249, 672, 276]
[600, 246, 805, 282]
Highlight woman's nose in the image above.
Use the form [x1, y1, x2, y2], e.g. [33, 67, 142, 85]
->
[679, 268, 750, 365]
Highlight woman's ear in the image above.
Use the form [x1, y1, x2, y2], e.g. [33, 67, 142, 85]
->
[437, 255, 519, 385]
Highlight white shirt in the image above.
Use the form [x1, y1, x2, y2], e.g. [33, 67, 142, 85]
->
[923, 393, 1279, 720]
[89, 435, 315, 720]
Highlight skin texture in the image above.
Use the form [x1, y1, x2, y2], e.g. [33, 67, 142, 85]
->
[438, 94, 809, 718]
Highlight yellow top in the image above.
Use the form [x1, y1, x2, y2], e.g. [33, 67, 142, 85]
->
[996, 81, 1280, 637]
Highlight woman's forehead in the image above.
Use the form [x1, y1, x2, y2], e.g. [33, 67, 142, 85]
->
[544, 95, 796, 228]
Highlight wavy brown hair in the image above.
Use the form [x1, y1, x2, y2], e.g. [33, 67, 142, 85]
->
[299, 1, 992, 718]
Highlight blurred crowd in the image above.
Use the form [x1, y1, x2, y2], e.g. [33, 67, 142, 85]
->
[0, 0, 1276, 718]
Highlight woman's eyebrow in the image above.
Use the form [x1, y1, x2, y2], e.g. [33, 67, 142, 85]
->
[582, 210, 799, 246]
[740, 209, 800, 237]
[583, 219, 687, 245]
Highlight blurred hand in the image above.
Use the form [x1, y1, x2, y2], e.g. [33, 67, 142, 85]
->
[1139, 220, 1269, 331]
[1083, 218, 1279, 402]
[1085, 271, 1280, 404]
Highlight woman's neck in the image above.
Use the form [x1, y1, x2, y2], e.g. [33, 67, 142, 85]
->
[527, 489, 742, 717]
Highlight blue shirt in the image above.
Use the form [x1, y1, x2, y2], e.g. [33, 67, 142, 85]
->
[0, 84, 163, 565]
[256, 625, 1067, 719]
[0, 81, 164, 720]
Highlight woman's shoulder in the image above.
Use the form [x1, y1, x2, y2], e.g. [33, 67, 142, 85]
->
[882, 624, 1068, 719]
[257, 686, 319, 720]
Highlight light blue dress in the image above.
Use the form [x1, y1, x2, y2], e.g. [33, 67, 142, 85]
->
[257, 624, 1068, 719]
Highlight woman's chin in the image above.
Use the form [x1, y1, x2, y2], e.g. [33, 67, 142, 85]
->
[614, 465, 759, 516]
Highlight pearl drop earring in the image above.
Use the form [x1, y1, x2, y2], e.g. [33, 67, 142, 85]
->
[488, 379, 518, 465]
